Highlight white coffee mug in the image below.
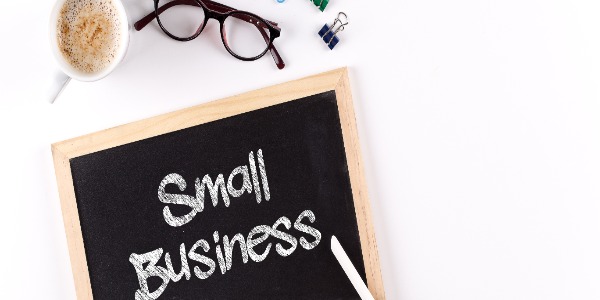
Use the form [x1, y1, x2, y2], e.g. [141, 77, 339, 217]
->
[48, 0, 130, 103]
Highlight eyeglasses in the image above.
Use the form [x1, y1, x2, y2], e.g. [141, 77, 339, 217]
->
[135, 0, 285, 69]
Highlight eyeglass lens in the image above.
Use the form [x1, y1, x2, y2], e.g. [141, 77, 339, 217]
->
[157, 0, 206, 38]
[223, 12, 270, 59]
[156, 0, 271, 59]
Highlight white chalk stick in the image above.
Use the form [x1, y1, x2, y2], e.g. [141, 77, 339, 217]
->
[331, 235, 375, 300]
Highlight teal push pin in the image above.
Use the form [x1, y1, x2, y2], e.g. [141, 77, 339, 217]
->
[310, 0, 329, 12]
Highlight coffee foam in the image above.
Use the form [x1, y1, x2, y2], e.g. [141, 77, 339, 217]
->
[56, 0, 123, 74]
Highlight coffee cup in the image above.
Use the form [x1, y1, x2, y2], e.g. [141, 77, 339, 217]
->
[48, 0, 130, 103]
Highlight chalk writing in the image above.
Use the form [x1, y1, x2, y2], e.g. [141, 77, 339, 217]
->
[130, 210, 321, 300]
[131, 149, 321, 299]
[158, 150, 270, 227]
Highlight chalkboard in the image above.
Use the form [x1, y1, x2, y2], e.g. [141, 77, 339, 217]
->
[52, 68, 384, 300]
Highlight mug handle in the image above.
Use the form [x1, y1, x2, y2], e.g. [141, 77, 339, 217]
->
[48, 69, 71, 104]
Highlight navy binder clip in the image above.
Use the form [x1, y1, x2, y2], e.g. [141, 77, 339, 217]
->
[318, 12, 348, 50]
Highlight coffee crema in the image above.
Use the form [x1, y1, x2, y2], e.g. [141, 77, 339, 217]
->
[57, 0, 123, 74]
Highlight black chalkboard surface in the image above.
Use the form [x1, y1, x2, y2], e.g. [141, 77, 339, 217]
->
[52, 68, 385, 300]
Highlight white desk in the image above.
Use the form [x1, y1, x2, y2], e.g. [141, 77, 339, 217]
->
[1, 0, 599, 299]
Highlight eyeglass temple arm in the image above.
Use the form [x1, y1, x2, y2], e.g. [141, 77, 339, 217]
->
[253, 23, 285, 69]
[133, 0, 284, 69]
[203, 0, 280, 29]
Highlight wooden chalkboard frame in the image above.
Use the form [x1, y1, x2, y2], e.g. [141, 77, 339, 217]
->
[52, 68, 385, 299]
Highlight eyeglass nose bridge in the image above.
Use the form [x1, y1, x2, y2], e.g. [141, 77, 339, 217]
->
[203, 8, 227, 24]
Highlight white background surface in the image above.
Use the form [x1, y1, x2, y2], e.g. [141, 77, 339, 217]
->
[1, 0, 599, 299]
